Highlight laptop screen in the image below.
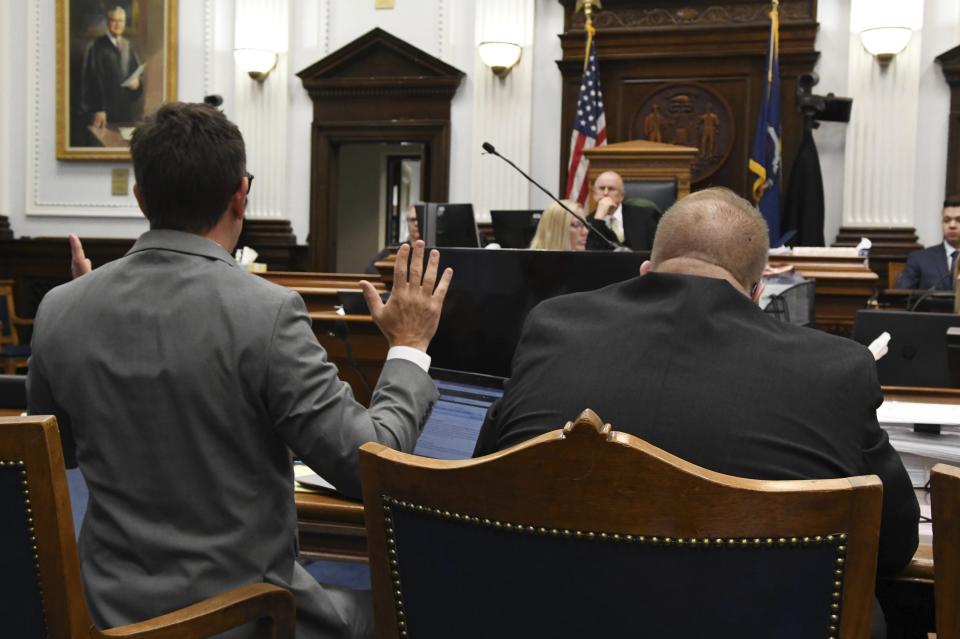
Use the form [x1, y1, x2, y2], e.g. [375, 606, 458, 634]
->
[413, 368, 505, 460]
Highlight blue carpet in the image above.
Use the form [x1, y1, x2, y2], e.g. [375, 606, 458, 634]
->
[64, 468, 370, 589]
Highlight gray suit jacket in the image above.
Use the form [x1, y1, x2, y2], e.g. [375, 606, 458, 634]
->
[28, 230, 437, 637]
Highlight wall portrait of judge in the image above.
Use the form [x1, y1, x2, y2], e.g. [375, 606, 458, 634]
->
[57, 0, 178, 160]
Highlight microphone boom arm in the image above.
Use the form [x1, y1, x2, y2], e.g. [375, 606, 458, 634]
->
[481, 142, 627, 251]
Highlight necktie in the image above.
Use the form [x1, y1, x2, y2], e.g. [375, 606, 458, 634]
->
[951, 250, 958, 288]
[610, 216, 624, 243]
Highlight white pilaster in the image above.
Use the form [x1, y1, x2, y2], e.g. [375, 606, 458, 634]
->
[0, 0, 11, 221]
[842, 5, 923, 228]
[234, 0, 289, 221]
[470, 0, 536, 222]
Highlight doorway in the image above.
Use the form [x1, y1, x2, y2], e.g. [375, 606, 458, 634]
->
[335, 143, 424, 273]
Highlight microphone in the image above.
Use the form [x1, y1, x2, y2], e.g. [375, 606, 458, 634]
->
[481, 142, 629, 251]
[907, 269, 955, 312]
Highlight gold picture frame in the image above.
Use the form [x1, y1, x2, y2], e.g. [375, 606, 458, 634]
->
[56, 0, 178, 161]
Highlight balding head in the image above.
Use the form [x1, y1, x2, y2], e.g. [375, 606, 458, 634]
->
[592, 171, 625, 207]
[647, 187, 769, 295]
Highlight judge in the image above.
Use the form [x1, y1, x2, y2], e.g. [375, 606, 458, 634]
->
[584, 170, 660, 251]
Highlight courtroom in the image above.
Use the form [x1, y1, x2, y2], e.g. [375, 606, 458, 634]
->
[3, 1, 960, 638]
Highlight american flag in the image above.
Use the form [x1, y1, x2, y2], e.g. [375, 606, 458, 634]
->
[564, 39, 607, 206]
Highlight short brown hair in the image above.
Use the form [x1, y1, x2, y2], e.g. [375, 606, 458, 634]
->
[944, 196, 960, 208]
[652, 187, 769, 289]
[130, 102, 246, 233]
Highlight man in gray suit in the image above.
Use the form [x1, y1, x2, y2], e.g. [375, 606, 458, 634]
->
[28, 102, 451, 638]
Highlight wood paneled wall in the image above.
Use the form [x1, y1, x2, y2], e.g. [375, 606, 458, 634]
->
[557, 0, 818, 201]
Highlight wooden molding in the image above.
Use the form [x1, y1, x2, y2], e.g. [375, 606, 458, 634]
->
[296, 29, 465, 271]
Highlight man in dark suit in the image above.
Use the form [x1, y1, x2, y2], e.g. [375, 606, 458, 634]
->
[896, 198, 960, 290]
[585, 170, 660, 251]
[475, 187, 918, 637]
[80, 6, 144, 129]
[29, 103, 452, 639]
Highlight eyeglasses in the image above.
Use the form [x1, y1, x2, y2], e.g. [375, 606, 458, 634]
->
[245, 172, 254, 195]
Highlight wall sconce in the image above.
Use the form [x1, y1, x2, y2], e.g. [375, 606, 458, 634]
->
[860, 27, 912, 65]
[478, 41, 522, 78]
[234, 48, 279, 82]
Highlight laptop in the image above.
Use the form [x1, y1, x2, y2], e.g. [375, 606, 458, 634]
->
[296, 367, 505, 492]
[852, 310, 960, 388]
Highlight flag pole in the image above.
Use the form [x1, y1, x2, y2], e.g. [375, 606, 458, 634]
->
[576, 0, 602, 69]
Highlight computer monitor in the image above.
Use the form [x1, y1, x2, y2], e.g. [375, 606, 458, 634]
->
[419, 203, 481, 248]
[426, 248, 649, 377]
[852, 310, 960, 388]
[490, 210, 542, 249]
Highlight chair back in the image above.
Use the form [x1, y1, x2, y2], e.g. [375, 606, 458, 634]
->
[0, 415, 90, 638]
[888, 262, 906, 289]
[932, 463, 960, 639]
[764, 279, 817, 327]
[0, 280, 19, 345]
[360, 410, 882, 639]
[622, 179, 677, 213]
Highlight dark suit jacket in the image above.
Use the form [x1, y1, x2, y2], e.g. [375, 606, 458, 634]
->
[896, 244, 956, 290]
[80, 35, 143, 123]
[585, 202, 660, 251]
[475, 273, 918, 587]
[28, 231, 437, 638]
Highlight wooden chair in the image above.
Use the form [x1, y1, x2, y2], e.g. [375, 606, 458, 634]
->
[0, 415, 296, 639]
[931, 464, 960, 639]
[888, 262, 906, 289]
[0, 280, 32, 374]
[360, 409, 883, 639]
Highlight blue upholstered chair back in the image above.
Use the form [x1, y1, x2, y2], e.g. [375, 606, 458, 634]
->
[360, 410, 883, 639]
[0, 457, 46, 636]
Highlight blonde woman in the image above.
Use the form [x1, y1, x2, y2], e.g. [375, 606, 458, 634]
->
[529, 200, 589, 251]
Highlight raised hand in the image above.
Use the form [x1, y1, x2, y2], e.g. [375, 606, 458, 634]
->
[69, 234, 93, 278]
[359, 241, 453, 352]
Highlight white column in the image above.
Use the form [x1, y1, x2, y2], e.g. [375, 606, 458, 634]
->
[841, 1, 924, 228]
[234, 0, 289, 220]
[0, 0, 10, 222]
[470, 0, 536, 222]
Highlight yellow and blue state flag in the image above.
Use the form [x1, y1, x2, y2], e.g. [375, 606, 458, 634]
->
[748, 4, 782, 245]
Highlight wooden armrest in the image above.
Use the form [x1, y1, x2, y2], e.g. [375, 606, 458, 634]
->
[95, 583, 295, 639]
[12, 317, 33, 327]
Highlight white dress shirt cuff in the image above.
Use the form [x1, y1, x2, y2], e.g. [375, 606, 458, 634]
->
[386, 346, 431, 373]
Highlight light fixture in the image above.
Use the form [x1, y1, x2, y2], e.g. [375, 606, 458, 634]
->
[478, 41, 522, 78]
[234, 48, 279, 82]
[860, 27, 912, 65]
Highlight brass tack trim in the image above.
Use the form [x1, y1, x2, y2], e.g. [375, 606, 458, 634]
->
[4, 459, 50, 636]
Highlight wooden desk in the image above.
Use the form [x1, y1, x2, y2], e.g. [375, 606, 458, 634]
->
[767, 255, 880, 335]
[310, 312, 387, 407]
[296, 490, 367, 562]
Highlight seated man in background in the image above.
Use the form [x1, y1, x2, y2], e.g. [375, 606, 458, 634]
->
[475, 187, 918, 637]
[529, 200, 588, 251]
[896, 197, 960, 290]
[585, 170, 660, 251]
[29, 102, 452, 639]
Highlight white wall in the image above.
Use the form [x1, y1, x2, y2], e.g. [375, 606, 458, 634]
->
[815, 0, 960, 246]
[1, 0, 956, 249]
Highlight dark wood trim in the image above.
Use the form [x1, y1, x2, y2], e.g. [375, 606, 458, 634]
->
[936, 44, 960, 200]
[297, 28, 465, 272]
[555, 0, 818, 203]
[832, 226, 923, 290]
